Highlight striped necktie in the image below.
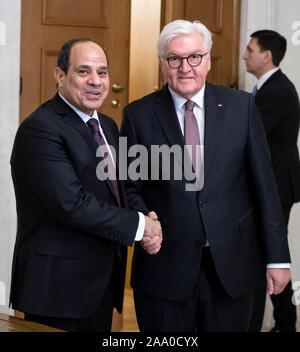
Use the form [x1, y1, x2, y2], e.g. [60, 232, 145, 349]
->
[87, 118, 121, 206]
[184, 100, 200, 176]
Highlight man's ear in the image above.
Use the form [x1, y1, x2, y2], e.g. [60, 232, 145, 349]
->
[263, 50, 273, 65]
[54, 67, 65, 89]
[158, 57, 163, 69]
[207, 53, 211, 72]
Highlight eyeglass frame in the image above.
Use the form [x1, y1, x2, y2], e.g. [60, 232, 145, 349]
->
[164, 53, 209, 69]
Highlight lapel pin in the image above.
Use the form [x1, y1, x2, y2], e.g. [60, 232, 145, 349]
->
[218, 104, 223, 107]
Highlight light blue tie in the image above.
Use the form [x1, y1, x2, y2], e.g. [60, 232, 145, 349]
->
[252, 85, 258, 96]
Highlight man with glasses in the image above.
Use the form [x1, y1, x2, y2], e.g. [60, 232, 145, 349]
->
[121, 20, 291, 332]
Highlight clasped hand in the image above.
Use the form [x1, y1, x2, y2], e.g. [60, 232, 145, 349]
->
[141, 211, 163, 255]
[266, 268, 291, 295]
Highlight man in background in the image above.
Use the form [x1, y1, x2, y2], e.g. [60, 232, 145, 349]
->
[243, 29, 300, 332]
[10, 38, 161, 332]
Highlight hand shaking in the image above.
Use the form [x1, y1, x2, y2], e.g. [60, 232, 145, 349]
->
[141, 211, 163, 255]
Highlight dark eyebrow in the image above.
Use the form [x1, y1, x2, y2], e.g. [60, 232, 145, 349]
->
[75, 65, 91, 70]
[75, 65, 108, 70]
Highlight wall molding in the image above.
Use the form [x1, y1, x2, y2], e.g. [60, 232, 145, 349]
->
[239, 0, 278, 91]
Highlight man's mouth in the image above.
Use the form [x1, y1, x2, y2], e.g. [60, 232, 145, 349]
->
[178, 77, 194, 80]
[85, 91, 101, 99]
[86, 91, 101, 96]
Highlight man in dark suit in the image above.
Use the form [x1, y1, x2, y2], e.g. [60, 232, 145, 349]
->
[121, 20, 291, 332]
[9, 38, 162, 332]
[243, 30, 300, 332]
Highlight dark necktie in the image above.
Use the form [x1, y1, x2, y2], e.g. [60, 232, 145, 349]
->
[87, 118, 121, 207]
[184, 100, 200, 177]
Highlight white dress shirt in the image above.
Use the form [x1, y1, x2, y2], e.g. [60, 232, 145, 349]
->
[257, 67, 280, 90]
[58, 93, 144, 241]
[169, 85, 205, 190]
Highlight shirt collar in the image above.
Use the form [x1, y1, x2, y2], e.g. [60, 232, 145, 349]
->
[168, 85, 205, 111]
[58, 92, 99, 124]
[257, 67, 280, 90]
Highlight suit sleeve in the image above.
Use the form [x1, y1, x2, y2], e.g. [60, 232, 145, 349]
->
[11, 118, 139, 247]
[247, 95, 291, 263]
[120, 106, 150, 215]
[255, 88, 289, 134]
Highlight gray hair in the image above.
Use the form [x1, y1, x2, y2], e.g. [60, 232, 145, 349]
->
[157, 20, 213, 57]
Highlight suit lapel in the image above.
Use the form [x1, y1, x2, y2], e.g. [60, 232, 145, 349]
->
[154, 84, 225, 184]
[154, 85, 185, 148]
[52, 94, 97, 155]
[203, 83, 224, 181]
[153, 86, 190, 178]
[52, 94, 119, 203]
[99, 114, 119, 166]
[98, 114, 123, 204]
[256, 69, 282, 97]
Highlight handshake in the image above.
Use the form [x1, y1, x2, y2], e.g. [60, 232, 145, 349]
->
[142, 211, 163, 255]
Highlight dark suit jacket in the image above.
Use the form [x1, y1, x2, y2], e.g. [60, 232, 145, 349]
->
[10, 93, 139, 319]
[121, 83, 290, 302]
[254, 69, 300, 205]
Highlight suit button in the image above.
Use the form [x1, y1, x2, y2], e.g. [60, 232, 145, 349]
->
[199, 201, 204, 207]
[195, 240, 203, 247]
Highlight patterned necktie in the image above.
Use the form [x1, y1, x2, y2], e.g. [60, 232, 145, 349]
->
[184, 100, 200, 177]
[87, 118, 121, 206]
[252, 85, 258, 96]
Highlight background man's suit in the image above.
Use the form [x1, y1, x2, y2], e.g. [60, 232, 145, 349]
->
[121, 83, 290, 331]
[251, 69, 300, 331]
[10, 93, 139, 328]
[255, 69, 300, 206]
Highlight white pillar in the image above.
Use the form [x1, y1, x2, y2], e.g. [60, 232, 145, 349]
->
[0, 0, 21, 314]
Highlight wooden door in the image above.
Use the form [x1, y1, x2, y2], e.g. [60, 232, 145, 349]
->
[20, 0, 131, 126]
[160, 0, 241, 87]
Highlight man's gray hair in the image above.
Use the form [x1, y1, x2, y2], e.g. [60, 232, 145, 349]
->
[157, 19, 213, 58]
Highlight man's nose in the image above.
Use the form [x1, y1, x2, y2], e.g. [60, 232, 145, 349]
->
[179, 58, 192, 72]
[88, 71, 101, 85]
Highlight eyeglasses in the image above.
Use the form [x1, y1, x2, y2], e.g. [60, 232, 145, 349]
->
[165, 53, 208, 69]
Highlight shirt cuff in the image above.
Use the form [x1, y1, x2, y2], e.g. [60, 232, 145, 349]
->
[134, 212, 145, 241]
[266, 263, 291, 268]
